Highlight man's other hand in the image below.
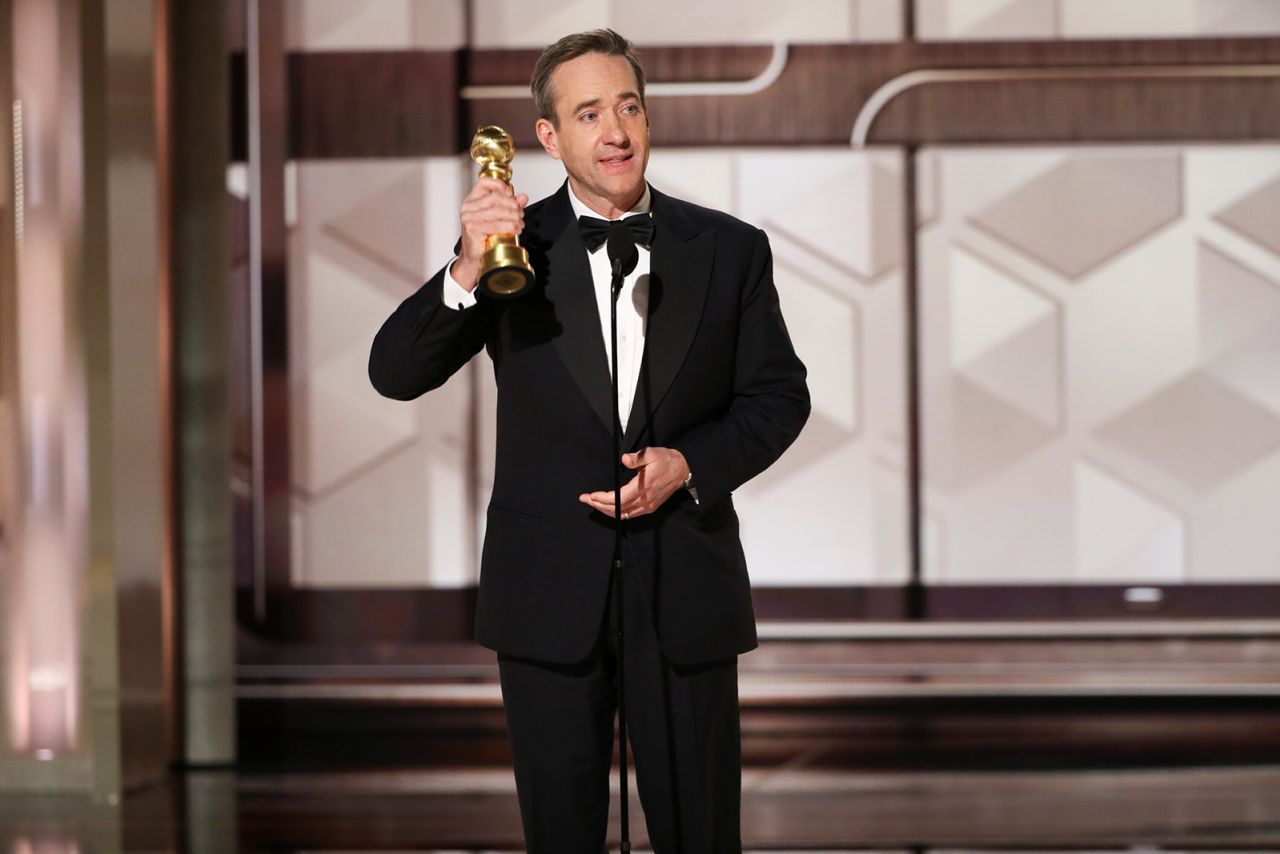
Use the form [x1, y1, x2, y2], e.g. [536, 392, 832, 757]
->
[579, 447, 690, 520]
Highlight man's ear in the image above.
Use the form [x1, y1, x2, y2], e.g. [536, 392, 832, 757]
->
[535, 117, 560, 160]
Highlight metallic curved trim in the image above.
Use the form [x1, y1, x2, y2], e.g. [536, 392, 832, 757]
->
[760, 618, 1280, 640]
[11, 101, 22, 264]
[460, 41, 789, 101]
[237, 653, 1280, 680]
[236, 679, 1280, 703]
[851, 64, 1280, 147]
[246, 0, 267, 621]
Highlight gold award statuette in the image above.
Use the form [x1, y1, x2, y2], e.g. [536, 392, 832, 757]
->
[470, 125, 535, 298]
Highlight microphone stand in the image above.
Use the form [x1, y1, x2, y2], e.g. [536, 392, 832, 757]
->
[608, 248, 632, 854]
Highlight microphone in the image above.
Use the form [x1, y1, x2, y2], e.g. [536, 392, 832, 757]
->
[606, 222, 639, 299]
[601, 216, 636, 854]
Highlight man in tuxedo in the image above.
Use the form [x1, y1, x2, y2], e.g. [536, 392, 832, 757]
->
[369, 29, 808, 854]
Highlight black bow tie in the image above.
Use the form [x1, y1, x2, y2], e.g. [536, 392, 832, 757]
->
[577, 213, 654, 252]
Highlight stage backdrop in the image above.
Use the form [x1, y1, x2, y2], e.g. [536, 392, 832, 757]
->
[227, 0, 1280, 642]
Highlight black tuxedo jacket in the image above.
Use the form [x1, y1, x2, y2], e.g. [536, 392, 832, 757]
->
[369, 183, 809, 665]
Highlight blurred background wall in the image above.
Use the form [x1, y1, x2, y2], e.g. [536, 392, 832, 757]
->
[231, 0, 1280, 635]
[0, 0, 233, 801]
[1, 0, 1278, 806]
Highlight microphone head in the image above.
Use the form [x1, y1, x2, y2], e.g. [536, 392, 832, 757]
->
[606, 221, 639, 279]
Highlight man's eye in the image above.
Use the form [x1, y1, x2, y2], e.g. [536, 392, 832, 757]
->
[623, 104, 639, 115]
[581, 112, 597, 122]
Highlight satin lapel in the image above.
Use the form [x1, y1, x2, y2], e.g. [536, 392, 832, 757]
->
[536, 185, 615, 434]
[623, 189, 715, 448]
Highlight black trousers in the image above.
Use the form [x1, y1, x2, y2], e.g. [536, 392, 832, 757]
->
[496, 543, 743, 854]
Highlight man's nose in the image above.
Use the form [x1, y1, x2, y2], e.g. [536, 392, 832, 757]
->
[601, 113, 629, 146]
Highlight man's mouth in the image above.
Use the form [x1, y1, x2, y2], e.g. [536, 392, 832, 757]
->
[599, 153, 632, 170]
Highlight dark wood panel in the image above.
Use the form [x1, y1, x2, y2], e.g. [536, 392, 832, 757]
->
[470, 38, 1280, 149]
[875, 76, 1280, 144]
[249, 3, 294, 613]
[230, 38, 1280, 158]
[235, 584, 1280, 650]
[228, 55, 246, 161]
[237, 589, 479, 643]
[927, 583, 1280, 621]
[237, 696, 1280, 773]
[230, 51, 461, 160]
[234, 587, 906, 646]
[288, 50, 461, 157]
[478, 39, 1280, 148]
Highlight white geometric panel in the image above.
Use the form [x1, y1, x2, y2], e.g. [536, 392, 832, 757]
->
[917, 149, 941, 225]
[925, 445, 1075, 583]
[971, 154, 1182, 280]
[776, 267, 859, 435]
[1063, 0, 1280, 38]
[1074, 461, 1185, 582]
[614, 0, 860, 44]
[292, 345, 417, 497]
[1196, 0, 1280, 35]
[645, 150, 735, 217]
[326, 171, 428, 284]
[923, 143, 1280, 586]
[1206, 320, 1280, 417]
[917, 0, 1056, 40]
[287, 155, 480, 590]
[921, 0, 1280, 40]
[1215, 174, 1280, 257]
[1095, 371, 1280, 494]
[418, 365, 477, 588]
[499, 147, 574, 210]
[1060, 0, 1198, 37]
[472, 0, 892, 46]
[1070, 229, 1198, 428]
[470, 0, 611, 48]
[285, 0, 465, 51]
[738, 150, 902, 283]
[741, 442, 877, 585]
[288, 0, 407, 49]
[857, 0, 907, 42]
[1192, 446, 1280, 581]
[1197, 242, 1280, 362]
[870, 459, 911, 582]
[1186, 149, 1280, 225]
[949, 247, 1054, 369]
[297, 253, 402, 369]
[722, 148, 907, 586]
[296, 442, 430, 587]
[296, 161, 425, 254]
[424, 157, 472, 274]
[937, 149, 1064, 224]
[963, 314, 1061, 431]
[924, 374, 1056, 494]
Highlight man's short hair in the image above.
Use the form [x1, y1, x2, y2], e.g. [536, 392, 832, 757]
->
[530, 29, 646, 126]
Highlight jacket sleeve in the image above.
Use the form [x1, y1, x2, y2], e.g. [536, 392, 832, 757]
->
[368, 263, 488, 401]
[671, 229, 810, 507]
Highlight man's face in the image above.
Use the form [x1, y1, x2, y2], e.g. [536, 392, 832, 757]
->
[535, 52, 649, 219]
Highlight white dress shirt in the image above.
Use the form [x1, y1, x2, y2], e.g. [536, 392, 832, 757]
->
[442, 185, 652, 432]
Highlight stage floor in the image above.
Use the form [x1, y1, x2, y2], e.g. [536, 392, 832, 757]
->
[4, 762, 1279, 851]
[8, 633, 1280, 850]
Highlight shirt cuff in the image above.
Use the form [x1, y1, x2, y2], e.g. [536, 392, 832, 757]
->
[442, 258, 478, 310]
